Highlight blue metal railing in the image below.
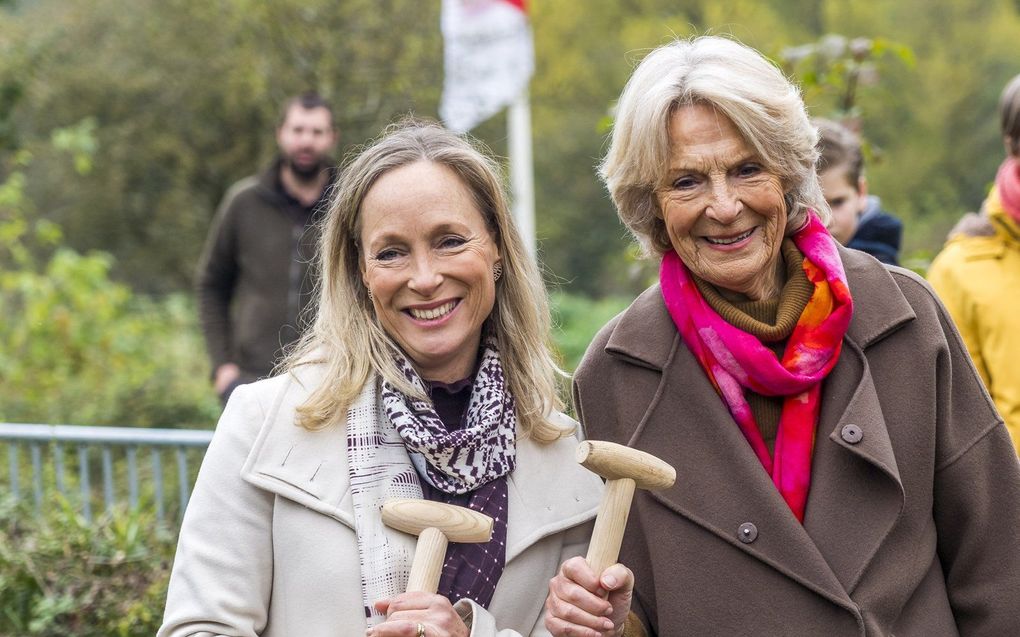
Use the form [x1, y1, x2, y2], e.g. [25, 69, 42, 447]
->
[0, 423, 213, 523]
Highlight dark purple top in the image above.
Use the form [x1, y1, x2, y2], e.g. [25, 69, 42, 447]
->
[421, 378, 508, 610]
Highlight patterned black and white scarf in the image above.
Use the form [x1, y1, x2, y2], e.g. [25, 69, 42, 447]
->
[346, 340, 517, 625]
[381, 341, 517, 494]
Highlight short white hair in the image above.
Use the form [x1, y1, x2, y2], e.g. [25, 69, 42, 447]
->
[600, 36, 830, 256]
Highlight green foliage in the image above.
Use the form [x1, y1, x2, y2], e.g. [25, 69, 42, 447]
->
[2, 0, 443, 293]
[550, 292, 632, 373]
[778, 33, 915, 121]
[0, 496, 175, 637]
[815, 0, 1020, 254]
[49, 118, 97, 176]
[0, 124, 218, 427]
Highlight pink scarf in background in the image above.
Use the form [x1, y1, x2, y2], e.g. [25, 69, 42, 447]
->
[659, 211, 854, 522]
[996, 157, 1020, 223]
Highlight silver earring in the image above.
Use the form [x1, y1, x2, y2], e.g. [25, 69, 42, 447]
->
[492, 261, 503, 282]
[366, 287, 373, 301]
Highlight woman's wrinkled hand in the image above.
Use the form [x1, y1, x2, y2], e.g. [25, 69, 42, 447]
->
[545, 556, 634, 637]
[366, 592, 469, 637]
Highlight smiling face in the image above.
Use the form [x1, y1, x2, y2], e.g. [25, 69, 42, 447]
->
[359, 161, 500, 382]
[657, 104, 788, 300]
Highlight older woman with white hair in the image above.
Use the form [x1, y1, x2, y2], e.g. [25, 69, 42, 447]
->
[544, 37, 1020, 636]
[158, 120, 602, 637]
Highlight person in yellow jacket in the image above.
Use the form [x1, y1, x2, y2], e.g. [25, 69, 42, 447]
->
[929, 72, 1020, 453]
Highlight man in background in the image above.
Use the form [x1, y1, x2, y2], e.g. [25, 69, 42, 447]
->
[197, 92, 338, 402]
[815, 118, 903, 265]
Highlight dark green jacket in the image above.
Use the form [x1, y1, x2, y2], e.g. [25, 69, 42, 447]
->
[196, 159, 327, 383]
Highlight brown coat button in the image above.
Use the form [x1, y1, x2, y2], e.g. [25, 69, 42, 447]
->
[841, 424, 864, 444]
[738, 522, 758, 543]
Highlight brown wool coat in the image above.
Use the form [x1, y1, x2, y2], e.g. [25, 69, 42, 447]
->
[575, 247, 1020, 636]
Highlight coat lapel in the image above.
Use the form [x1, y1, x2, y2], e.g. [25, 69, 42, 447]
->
[241, 366, 356, 528]
[804, 249, 914, 592]
[805, 337, 904, 592]
[504, 422, 603, 563]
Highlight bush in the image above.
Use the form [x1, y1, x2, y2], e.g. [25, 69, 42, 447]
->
[0, 126, 219, 428]
[0, 496, 175, 637]
[0, 247, 219, 428]
[550, 292, 632, 373]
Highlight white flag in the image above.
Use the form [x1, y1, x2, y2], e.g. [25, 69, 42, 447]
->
[440, 0, 534, 133]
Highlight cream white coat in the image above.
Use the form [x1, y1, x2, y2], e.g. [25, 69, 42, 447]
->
[158, 365, 603, 637]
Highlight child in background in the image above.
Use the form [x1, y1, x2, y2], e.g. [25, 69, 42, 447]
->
[815, 118, 903, 265]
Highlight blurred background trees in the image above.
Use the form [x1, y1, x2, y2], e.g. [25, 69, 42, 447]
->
[3, 0, 1020, 425]
[1, 0, 446, 293]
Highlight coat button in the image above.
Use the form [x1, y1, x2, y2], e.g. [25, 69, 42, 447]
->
[738, 522, 758, 543]
[841, 424, 864, 444]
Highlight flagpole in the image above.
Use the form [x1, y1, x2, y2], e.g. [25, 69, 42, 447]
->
[508, 89, 536, 262]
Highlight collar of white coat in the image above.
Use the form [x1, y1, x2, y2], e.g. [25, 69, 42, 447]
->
[240, 363, 603, 562]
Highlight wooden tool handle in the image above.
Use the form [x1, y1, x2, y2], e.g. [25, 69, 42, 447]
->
[577, 440, 676, 490]
[585, 477, 636, 575]
[406, 526, 449, 594]
[381, 499, 493, 543]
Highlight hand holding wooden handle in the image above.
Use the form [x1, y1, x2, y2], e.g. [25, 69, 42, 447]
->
[577, 440, 676, 575]
[381, 498, 494, 594]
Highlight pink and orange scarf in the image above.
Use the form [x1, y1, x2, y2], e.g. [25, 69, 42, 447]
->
[660, 211, 853, 522]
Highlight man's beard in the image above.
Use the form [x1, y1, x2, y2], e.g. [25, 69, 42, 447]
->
[284, 154, 330, 181]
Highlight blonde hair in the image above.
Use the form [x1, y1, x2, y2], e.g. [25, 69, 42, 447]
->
[286, 119, 568, 442]
[600, 36, 829, 257]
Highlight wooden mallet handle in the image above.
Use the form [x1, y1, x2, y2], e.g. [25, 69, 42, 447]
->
[577, 440, 676, 575]
[381, 498, 493, 594]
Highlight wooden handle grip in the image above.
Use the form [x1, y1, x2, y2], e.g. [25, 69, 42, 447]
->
[406, 527, 449, 594]
[585, 477, 637, 575]
[577, 440, 676, 490]
[381, 498, 493, 543]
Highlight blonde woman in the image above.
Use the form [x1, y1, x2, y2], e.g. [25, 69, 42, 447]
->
[159, 120, 602, 637]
